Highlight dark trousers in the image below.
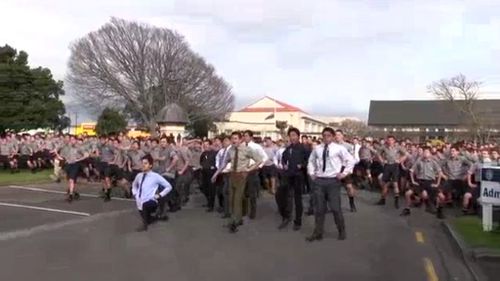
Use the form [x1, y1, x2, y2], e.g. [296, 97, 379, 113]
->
[217, 174, 230, 216]
[139, 200, 158, 226]
[313, 177, 345, 235]
[243, 170, 259, 218]
[278, 173, 303, 225]
[163, 176, 178, 210]
[275, 170, 289, 218]
[201, 168, 217, 208]
[216, 174, 226, 210]
[302, 168, 311, 193]
[176, 169, 193, 205]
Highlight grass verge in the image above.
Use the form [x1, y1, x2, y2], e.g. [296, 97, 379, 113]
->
[451, 216, 500, 250]
[0, 169, 53, 186]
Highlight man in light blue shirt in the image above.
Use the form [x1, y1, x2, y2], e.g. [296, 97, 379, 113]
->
[132, 154, 173, 232]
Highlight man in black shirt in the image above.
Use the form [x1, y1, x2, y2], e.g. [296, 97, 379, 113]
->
[279, 128, 309, 231]
[200, 140, 218, 212]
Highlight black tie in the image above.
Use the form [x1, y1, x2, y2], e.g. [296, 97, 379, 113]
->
[138, 172, 148, 198]
[233, 147, 239, 172]
[322, 145, 328, 172]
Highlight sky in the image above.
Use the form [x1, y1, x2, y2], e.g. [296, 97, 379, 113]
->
[2, 0, 500, 121]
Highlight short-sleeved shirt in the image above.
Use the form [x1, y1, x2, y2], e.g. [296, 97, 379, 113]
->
[188, 147, 202, 169]
[0, 142, 10, 156]
[114, 148, 128, 169]
[158, 147, 175, 172]
[128, 149, 146, 171]
[175, 146, 192, 172]
[379, 145, 407, 164]
[411, 158, 441, 180]
[225, 143, 263, 173]
[60, 144, 85, 164]
[442, 156, 469, 180]
[358, 146, 373, 161]
[99, 144, 115, 163]
[19, 143, 32, 155]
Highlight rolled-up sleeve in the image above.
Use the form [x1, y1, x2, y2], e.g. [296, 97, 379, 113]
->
[340, 147, 355, 175]
[156, 174, 172, 197]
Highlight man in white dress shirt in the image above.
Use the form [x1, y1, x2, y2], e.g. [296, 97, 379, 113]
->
[212, 135, 232, 218]
[306, 127, 356, 242]
[132, 154, 173, 232]
[243, 130, 268, 219]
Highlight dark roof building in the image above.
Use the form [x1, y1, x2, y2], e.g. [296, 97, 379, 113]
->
[368, 100, 500, 141]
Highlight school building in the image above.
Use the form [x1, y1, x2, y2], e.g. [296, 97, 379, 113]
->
[211, 96, 357, 139]
[367, 99, 500, 142]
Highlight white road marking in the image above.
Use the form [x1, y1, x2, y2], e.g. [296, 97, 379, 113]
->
[6, 185, 135, 202]
[0, 202, 90, 216]
[0, 209, 133, 241]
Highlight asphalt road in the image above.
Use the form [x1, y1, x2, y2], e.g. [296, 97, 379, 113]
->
[0, 183, 477, 281]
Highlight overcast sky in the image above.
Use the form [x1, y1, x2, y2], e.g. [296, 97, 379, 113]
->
[2, 0, 500, 121]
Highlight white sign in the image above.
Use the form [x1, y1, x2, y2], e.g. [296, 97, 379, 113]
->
[480, 181, 500, 204]
[480, 166, 500, 231]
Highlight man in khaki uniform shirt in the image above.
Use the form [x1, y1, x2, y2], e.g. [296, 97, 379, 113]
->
[215, 131, 263, 233]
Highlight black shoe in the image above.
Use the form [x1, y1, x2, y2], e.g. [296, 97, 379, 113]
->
[305, 233, 323, 242]
[136, 224, 148, 232]
[278, 219, 290, 230]
[305, 209, 314, 216]
[229, 223, 238, 233]
[221, 214, 230, 219]
[350, 204, 357, 212]
[338, 228, 346, 240]
[293, 224, 301, 231]
[156, 215, 169, 221]
[400, 208, 411, 216]
[206, 208, 214, 213]
[74, 192, 80, 201]
[216, 207, 224, 213]
[436, 207, 445, 219]
[394, 197, 400, 209]
[66, 194, 73, 203]
[104, 190, 111, 202]
[202, 204, 208, 208]
[376, 198, 386, 205]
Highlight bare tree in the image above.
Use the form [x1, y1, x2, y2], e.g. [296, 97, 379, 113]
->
[275, 121, 289, 139]
[66, 18, 234, 133]
[427, 74, 484, 142]
[335, 119, 369, 137]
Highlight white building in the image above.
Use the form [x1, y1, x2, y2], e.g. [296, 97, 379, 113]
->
[212, 96, 328, 139]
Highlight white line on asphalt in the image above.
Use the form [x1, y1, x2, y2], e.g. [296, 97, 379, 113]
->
[0, 209, 133, 241]
[0, 202, 90, 216]
[7, 185, 135, 202]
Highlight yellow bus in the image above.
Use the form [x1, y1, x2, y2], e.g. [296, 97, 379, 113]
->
[75, 123, 97, 136]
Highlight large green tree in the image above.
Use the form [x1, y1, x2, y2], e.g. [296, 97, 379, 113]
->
[0, 45, 67, 132]
[95, 107, 127, 136]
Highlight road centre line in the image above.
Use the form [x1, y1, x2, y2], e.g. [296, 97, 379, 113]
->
[423, 258, 439, 281]
[415, 231, 425, 243]
[0, 202, 90, 216]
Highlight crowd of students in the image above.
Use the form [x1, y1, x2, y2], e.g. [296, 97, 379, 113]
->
[0, 129, 496, 239]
